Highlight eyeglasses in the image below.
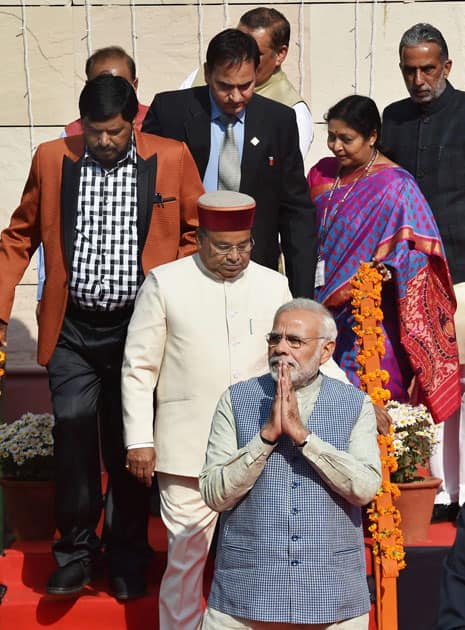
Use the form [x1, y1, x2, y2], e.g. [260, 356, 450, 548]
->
[265, 333, 326, 349]
[208, 237, 255, 256]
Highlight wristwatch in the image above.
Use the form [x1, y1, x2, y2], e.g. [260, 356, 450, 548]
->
[260, 434, 278, 446]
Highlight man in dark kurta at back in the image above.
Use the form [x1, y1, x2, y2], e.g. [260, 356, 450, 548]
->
[382, 22, 465, 526]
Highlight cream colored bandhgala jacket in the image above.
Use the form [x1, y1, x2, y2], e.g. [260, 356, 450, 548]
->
[122, 254, 291, 477]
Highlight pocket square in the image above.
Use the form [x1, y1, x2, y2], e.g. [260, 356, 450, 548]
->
[153, 193, 176, 205]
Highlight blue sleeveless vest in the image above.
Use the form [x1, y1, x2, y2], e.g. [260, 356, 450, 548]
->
[208, 374, 371, 624]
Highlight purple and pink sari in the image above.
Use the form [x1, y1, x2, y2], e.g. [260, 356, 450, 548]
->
[308, 157, 460, 423]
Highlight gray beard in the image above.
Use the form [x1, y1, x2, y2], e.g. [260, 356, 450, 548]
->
[269, 356, 320, 389]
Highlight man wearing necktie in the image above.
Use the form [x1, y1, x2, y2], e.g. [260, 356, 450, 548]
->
[143, 28, 317, 298]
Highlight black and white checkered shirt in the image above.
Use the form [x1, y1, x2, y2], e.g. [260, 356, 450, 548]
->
[69, 138, 142, 311]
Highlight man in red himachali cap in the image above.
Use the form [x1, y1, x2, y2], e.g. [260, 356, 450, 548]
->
[195, 191, 256, 281]
[121, 190, 293, 629]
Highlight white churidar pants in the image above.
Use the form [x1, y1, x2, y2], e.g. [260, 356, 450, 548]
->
[158, 472, 218, 630]
[201, 608, 369, 629]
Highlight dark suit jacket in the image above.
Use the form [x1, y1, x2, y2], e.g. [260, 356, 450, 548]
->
[143, 86, 317, 298]
[0, 129, 203, 365]
[382, 82, 465, 283]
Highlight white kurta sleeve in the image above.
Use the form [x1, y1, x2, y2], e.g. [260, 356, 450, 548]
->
[293, 101, 314, 159]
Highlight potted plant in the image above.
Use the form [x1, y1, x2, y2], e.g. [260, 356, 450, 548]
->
[386, 400, 441, 543]
[387, 400, 439, 482]
[0, 411, 56, 540]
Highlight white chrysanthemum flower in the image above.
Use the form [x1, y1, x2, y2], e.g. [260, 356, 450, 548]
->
[0, 412, 55, 477]
[386, 400, 438, 482]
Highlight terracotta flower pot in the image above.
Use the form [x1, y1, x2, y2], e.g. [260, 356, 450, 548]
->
[0, 479, 56, 541]
[394, 476, 442, 545]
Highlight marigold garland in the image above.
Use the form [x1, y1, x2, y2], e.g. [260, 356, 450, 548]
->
[359, 369, 390, 385]
[366, 432, 406, 570]
[351, 263, 405, 569]
[351, 263, 405, 629]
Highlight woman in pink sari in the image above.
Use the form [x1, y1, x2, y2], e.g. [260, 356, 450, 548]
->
[307, 94, 460, 422]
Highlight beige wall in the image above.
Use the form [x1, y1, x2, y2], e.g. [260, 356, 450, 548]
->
[2, 0, 465, 369]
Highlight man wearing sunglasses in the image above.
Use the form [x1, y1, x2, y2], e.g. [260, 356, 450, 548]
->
[200, 298, 381, 629]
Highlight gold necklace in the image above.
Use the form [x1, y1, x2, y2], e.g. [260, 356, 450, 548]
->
[321, 149, 378, 241]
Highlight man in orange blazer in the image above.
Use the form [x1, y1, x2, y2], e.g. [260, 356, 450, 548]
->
[36, 45, 150, 303]
[0, 74, 202, 600]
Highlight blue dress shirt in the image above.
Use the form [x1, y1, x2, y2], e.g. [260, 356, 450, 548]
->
[203, 93, 246, 192]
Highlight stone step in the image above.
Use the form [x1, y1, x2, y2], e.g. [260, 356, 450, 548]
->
[0, 518, 377, 629]
[0, 575, 159, 630]
[0, 517, 167, 629]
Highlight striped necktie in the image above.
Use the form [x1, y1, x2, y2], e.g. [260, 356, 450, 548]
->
[218, 114, 241, 192]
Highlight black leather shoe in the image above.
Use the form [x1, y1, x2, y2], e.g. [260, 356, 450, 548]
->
[431, 502, 460, 524]
[109, 572, 147, 600]
[47, 559, 93, 595]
